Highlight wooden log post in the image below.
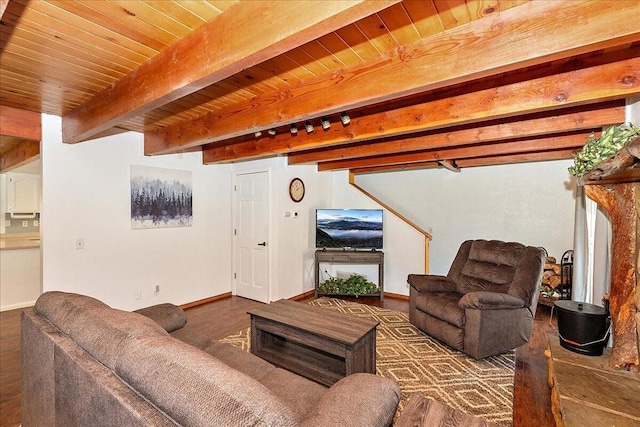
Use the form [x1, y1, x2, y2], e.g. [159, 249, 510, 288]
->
[584, 183, 639, 371]
[581, 136, 640, 371]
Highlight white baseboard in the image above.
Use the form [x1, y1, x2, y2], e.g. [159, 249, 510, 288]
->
[1, 300, 36, 312]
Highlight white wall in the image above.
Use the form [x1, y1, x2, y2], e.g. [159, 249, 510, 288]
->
[331, 171, 425, 295]
[41, 114, 233, 310]
[357, 160, 576, 276]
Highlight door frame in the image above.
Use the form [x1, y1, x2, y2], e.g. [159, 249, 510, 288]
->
[232, 167, 273, 303]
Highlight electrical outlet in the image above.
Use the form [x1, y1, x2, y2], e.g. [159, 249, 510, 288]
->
[4, 220, 10, 227]
[22, 221, 28, 227]
[154, 284, 160, 296]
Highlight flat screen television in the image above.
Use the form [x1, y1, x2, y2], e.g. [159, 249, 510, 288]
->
[316, 209, 383, 250]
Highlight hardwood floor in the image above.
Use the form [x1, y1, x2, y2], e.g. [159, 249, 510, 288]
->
[0, 295, 555, 427]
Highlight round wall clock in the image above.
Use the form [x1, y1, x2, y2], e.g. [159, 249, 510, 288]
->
[289, 178, 305, 202]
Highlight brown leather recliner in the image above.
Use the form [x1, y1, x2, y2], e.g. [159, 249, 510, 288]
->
[408, 239, 545, 359]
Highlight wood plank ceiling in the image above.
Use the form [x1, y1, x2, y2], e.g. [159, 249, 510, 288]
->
[1, 0, 639, 173]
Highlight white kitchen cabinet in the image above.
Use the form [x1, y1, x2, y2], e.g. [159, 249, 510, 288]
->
[6, 173, 40, 216]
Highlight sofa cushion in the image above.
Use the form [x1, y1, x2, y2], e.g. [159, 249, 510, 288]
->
[171, 327, 328, 421]
[35, 292, 169, 370]
[414, 291, 464, 328]
[171, 327, 277, 382]
[258, 368, 328, 421]
[115, 334, 298, 427]
[53, 336, 178, 427]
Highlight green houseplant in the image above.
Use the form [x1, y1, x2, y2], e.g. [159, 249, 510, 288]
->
[318, 273, 380, 297]
[568, 123, 640, 177]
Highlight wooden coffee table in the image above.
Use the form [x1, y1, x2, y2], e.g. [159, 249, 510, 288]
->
[247, 299, 378, 386]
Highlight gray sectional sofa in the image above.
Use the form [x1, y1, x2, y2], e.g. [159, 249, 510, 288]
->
[22, 291, 400, 426]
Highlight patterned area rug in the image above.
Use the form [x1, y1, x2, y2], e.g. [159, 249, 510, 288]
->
[220, 298, 515, 426]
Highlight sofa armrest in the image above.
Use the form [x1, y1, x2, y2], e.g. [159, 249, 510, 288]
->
[458, 292, 525, 310]
[134, 303, 187, 333]
[300, 373, 400, 427]
[408, 274, 457, 293]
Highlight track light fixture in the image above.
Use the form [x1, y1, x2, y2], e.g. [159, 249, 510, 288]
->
[254, 131, 262, 137]
[268, 128, 276, 136]
[340, 112, 350, 125]
[321, 117, 330, 130]
[290, 124, 298, 135]
[305, 121, 314, 133]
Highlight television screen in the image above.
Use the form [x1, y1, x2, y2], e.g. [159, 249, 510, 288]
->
[316, 209, 383, 250]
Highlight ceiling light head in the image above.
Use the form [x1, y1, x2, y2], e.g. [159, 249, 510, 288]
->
[340, 112, 350, 125]
[321, 117, 330, 130]
[268, 128, 276, 136]
[290, 124, 298, 135]
[254, 131, 262, 137]
[305, 121, 314, 133]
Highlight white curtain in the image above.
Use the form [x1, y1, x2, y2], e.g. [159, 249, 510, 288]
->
[572, 185, 611, 305]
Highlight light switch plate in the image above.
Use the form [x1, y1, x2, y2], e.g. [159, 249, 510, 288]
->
[33, 220, 39, 226]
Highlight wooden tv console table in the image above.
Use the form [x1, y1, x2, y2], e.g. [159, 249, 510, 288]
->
[314, 249, 384, 300]
[247, 299, 379, 386]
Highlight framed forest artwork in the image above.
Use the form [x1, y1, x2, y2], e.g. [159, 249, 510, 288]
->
[130, 165, 193, 229]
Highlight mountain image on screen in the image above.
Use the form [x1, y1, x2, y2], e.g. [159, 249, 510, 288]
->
[316, 209, 383, 249]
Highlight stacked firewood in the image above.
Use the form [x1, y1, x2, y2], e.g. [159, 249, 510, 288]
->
[543, 256, 562, 287]
[540, 256, 562, 299]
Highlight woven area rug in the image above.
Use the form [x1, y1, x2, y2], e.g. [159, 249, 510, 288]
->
[220, 298, 515, 426]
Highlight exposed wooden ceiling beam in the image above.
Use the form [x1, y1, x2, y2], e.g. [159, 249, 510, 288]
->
[62, 0, 402, 144]
[318, 132, 591, 171]
[456, 150, 580, 168]
[0, 139, 39, 171]
[288, 102, 624, 164]
[0, 106, 41, 140]
[350, 149, 578, 175]
[203, 55, 638, 164]
[147, 0, 640, 155]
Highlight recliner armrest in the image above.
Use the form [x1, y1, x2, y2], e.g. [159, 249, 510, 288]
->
[300, 373, 400, 427]
[408, 274, 457, 293]
[458, 291, 525, 310]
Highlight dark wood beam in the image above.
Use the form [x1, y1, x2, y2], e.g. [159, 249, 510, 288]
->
[62, 0, 401, 143]
[350, 149, 578, 175]
[0, 140, 40, 171]
[0, 106, 41, 141]
[456, 150, 580, 168]
[148, 0, 640, 155]
[288, 103, 624, 164]
[203, 55, 639, 164]
[318, 132, 590, 171]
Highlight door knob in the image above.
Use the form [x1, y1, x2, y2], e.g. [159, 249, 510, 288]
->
[258, 242, 267, 247]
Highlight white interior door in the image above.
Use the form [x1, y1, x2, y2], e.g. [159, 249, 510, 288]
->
[233, 171, 270, 303]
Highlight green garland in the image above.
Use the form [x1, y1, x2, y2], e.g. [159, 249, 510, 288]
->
[318, 274, 380, 297]
[568, 123, 640, 177]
